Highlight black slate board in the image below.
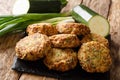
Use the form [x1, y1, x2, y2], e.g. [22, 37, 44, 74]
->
[12, 57, 110, 80]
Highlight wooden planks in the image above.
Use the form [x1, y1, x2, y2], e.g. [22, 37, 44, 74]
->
[0, 33, 24, 80]
[19, 74, 58, 80]
[0, 0, 15, 15]
[0, 0, 23, 80]
[61, 0, 82, 13]
[108, 0, 120, 80]
[0, 0, 120, 80]
[82, 0, 111, 18]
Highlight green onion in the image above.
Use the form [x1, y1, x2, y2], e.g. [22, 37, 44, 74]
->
[0, 13, 68, 36]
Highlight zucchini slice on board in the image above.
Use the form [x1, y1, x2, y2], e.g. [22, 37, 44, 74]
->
[71, 5, 110, 37]
[12, 0, 67, 15]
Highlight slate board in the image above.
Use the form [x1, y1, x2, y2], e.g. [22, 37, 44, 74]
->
[12, 57, 110, 80]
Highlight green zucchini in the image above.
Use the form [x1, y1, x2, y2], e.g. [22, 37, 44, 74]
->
[12, 0, 68, 15]
[71, 5, 110, 37]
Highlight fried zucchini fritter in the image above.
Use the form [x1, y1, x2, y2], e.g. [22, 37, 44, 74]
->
[56, 23, 90, 36]
[15, 33, 51, 61]
[44, 48, 78, 72]
[27, 23, 58, 36]
[49, 34, 81, 48]
[78, 41, 112, 73]
[81, 33, 109, 47]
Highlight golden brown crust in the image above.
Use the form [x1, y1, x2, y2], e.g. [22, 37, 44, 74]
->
[81, 34, 92, 43]
[44, 48, 78, 72]
[81, 33, 109, 47]
[91, 33, 109, 47]
[15, 33, 51, 61]
[56, 23, 90, 36]
[49, 34, 81, 48]
[27, 23, 58, 36]
[78, 41, 112, 73]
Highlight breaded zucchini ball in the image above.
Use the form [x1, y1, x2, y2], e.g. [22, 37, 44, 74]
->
[15, 33, 51, 61]
[44, 48, 78, 72]
[27, 23, 58, 36]
[49, 34, 80, 48]
[78, 41, 112, 73]
[56, 23, 90, 36]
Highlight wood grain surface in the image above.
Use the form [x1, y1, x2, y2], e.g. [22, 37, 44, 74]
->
[0, 0, 120, 80]
[108, 0, 120, 80]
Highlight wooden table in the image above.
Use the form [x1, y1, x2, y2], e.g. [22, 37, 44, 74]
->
[0, 0, 120, 80]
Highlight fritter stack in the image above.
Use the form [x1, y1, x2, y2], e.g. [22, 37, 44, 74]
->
[15, 22, 112, 73]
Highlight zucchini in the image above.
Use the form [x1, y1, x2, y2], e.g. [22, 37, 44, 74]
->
[71, 5, 110, 37]
[12, 0, 68, 15]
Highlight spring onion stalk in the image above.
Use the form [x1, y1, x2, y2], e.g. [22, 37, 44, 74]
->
[0, 13, 69, 36]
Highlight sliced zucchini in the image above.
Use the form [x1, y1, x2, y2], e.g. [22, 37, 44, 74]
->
[71, 5, 110, 37]
[12, 0, 29, 15]
[88, 15, 110, 37]
[12, 0, 67, 15]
